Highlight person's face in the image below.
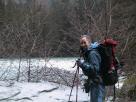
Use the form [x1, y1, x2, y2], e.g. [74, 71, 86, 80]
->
[80, 37, 90, 49]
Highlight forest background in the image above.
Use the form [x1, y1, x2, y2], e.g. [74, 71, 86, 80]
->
[0, 0, 136, 101]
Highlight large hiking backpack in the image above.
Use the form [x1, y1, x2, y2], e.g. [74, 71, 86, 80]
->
[96, 39, 119, 86]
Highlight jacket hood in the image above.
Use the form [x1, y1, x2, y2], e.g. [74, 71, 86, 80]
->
[88, 42, 99, 51]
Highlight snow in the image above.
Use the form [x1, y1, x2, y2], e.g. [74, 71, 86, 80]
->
[46, 57, 77, 71]
[115, 76, 126, 89]
[0, 78, 126, 102]
[0, 58, 126, 102]
[0, 58, 76, 79]
[0, 81, 89, 102]
[0, 58, 77, 82]
[0, 58, 77, 71]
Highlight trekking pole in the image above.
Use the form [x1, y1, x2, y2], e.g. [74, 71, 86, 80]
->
[68, 69, 77, 101]
[68, 62, 78, 102]
[76, 66, 79, 102]
[68, 48, 82, 102]
[113, 85, 116, 102]
[104, 0, 108, 40]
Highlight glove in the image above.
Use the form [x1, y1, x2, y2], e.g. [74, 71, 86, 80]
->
[76, 59, 84, 68]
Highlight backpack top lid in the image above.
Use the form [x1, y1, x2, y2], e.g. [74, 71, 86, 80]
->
[103, 39, 118, 46]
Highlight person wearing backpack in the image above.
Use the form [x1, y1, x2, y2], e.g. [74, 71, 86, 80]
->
[77, 35, 105, 102]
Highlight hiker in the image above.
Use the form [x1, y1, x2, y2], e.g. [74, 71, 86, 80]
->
[77, 35, 105, 102]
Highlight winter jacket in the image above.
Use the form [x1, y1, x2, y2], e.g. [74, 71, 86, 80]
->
[81, 42, 101, 78]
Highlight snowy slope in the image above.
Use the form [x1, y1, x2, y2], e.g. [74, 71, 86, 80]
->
[0, 76, 126, 102]
[0, 81, 89, 102]
[0, 58, 126, 102]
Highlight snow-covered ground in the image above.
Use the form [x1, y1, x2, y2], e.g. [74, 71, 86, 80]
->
[0, 76, 126, 102]
[0, 81, 89, 102]
[0, 58, 126, 102]
[0, 58, 77, 81]
[0, 57, 77, 71]
[0, 58, 89, 102]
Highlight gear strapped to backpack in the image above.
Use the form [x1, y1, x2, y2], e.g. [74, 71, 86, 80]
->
[96, 39, 119, 86]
